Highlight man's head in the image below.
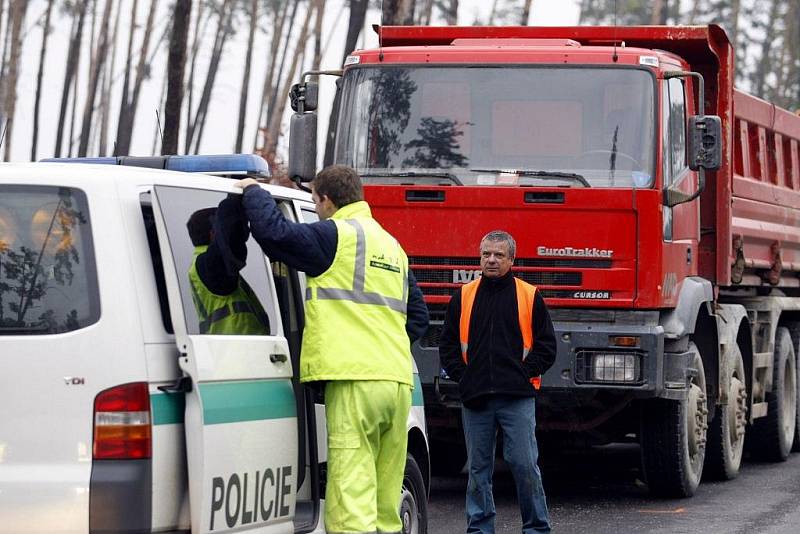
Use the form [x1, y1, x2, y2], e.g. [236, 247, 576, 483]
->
[187, 207, 217, 246]
[479, 230, 515, 278]
[311, 165, 363, 219]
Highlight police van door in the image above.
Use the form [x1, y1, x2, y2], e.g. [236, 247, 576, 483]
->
[151, 185, 297, 534]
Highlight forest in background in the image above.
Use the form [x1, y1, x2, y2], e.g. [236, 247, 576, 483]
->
[0, 0, 797, 172]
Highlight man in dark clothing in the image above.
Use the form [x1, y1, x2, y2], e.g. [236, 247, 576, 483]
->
[439, 230, 556, 534]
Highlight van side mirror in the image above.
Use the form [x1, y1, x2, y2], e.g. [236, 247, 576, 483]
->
[687, 115, 721, 171]
[288, 112, 317, 183]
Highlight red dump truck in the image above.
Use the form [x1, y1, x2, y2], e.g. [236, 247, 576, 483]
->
[287, 24, 800, 497]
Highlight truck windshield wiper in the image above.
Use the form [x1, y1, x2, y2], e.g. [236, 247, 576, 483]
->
[360, 171, 463, 185]
[470, 169, 590, 188]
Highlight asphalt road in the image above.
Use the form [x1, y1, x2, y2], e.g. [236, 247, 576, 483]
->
[428, 444, 800, 533]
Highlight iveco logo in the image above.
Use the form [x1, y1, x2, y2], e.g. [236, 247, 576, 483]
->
[537, 246, 614, 258]
[453, 269, 482, 284]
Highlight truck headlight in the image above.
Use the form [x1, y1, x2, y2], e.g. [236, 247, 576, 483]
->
[591, 353, 640, 382]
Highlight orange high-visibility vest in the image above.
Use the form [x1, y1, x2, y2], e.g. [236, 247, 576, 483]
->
[459, 276, 542, 390]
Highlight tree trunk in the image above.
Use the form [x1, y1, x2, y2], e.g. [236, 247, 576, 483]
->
[265, 0, 317, 159]
[31, 0, 55, 161]
[253, 0, 291, 152]
[190, 0, 235, 154]
[265, 0, 302, 131]
[441, 0, 458, 25]
[650, 0, 664, 24]
[78, 0, 114, 157]
[342, 0, 368, 63]
[235, 0, 259, 153]
[520, 0, 533, 25]
[312, 0, 326, 71]
[383, 0, 415, 25]
[751, 0, 781, 99]
[184, 1, 209, 154]
[116, 0, 160, 155]
[54, 1, 87, 157]
[2, 0, 28, 161]
[152, 72, 168, 155]
[112, 0, 137, 155]
[99, 0, 122, 156]
[418, 0, 434, 25]
[162, 0, 191, 155]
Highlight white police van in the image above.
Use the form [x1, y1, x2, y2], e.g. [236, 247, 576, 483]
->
[0, 156, 429, 533]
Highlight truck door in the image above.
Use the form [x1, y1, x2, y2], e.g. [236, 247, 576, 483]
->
[151, 185, 297, 534]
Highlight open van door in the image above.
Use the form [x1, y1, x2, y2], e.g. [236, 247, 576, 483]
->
[150, 184, 298, 534]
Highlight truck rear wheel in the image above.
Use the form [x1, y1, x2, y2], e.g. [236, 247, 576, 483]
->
[750, 326, 797, 462]
[704, 343, 747, 480]
[787, 323, 800, 453]
[400, 453, 428, 534]
[641, 347, 708, 497]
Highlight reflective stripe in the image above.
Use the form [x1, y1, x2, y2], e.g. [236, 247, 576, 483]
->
[346, 219, 367, 291]
[200, 301, 268, 332]
[317, 287, 407, 314]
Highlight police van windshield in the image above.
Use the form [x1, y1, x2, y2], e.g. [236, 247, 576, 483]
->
[335, 66, 656, 188]
[0, 186, 99, 335]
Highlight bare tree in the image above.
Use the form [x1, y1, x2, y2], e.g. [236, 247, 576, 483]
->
[162, 0, 192, 155]
[99, 0, 123, 156]
[436, 0, 458, 25]
[184, 1, 211, 153]
[115, 0, 160, 155]
[383, 0, 415, 24]
[253, 0, 291, 152]
[264, 0, 317, 159]
[31, 0, 55, 161]
[78, 0, 114, 157]
[2, 0, 29, 161]
[187, 0, 236, 154]
[235, 0, 259, 153]
[55, 1, 88, 157]
[751, 0, 782, 99]
[521, 0, 533, 25]
[312, 0, 326, 71]
[342, 0, 367, 62]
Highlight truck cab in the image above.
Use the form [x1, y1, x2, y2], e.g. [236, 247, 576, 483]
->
[0, 158, 429, 532]
[289, 25, 800, 498]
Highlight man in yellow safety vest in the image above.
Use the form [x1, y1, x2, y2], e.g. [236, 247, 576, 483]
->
[234, 165, 428, 534]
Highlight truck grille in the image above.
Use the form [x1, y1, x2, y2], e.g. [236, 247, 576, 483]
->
[409, 256, 612, 269]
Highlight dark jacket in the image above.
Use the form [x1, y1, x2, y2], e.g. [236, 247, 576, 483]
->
[196, 196, 248, 295]
[241, 184, 429, 343]
[439, 271, 557, 408]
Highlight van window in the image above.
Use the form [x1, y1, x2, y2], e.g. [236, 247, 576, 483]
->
[0, 185, 100, 334]
[154, 186, 278, 336]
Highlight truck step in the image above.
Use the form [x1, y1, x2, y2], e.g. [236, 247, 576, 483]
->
[751, 401, 768, 419]
[754, 351, 773, 369]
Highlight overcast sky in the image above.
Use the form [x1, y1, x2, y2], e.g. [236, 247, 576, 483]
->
[5, 0, 580, 163]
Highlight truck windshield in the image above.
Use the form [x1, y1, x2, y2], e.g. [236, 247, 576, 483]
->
[335, 66, 655, 188]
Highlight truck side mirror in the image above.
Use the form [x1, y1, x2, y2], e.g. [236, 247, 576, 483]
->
[288, 112, 317, 183]
[687, 115, 721, 171]
[290, 82, 318, 113]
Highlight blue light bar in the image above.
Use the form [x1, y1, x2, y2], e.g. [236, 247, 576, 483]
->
[40, 154, 271, 179]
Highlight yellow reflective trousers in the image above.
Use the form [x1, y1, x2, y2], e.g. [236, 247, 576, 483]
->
[324, 380, 412, 534]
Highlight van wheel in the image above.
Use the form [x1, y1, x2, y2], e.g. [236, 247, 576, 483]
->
[750, 327, 797, 461]
[704, 343, 747, 480]
[400, 454, 428, 534]
[640, 346, 708, 497]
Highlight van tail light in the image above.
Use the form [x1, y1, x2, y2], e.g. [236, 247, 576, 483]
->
[93, 382, 152, 460]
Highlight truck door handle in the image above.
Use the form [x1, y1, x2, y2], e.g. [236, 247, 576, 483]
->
[270, 353, 288, 363]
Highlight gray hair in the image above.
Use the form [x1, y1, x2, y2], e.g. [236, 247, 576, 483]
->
[480, 230, 516, 260]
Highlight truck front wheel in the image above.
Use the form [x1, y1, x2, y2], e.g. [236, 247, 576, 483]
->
[704, 343, 747, 480]
[749, 326, 797, 461]
[641, 347, 708, 497]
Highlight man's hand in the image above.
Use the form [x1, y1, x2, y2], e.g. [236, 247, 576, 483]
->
[233, 178, 259, 189]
